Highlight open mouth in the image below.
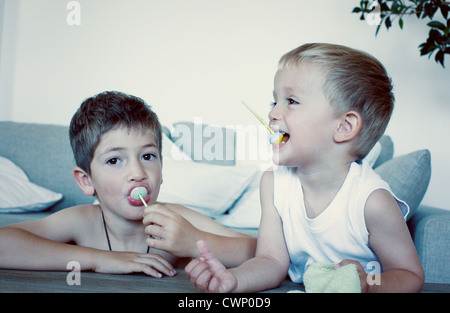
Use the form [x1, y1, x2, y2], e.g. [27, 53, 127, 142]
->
[270, 131, 290, 145]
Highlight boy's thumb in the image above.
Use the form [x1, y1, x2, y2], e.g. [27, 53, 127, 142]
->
[196, 240, 215, 262]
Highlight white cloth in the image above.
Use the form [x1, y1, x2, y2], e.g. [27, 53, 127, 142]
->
[273, 160, 409, 283]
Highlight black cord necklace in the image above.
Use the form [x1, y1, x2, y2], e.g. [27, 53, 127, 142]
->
[101, 210, 150, 253]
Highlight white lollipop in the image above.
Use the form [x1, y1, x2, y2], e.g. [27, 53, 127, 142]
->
[130, 186, 147, 201]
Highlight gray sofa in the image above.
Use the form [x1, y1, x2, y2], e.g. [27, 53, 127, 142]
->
[0, 121, 449, 284]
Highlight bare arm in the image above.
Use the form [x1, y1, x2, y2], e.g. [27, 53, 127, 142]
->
[0, 208, 103, 271]
[345, 189, 425, 292]
[185, 170, 290, 292]
[231, 170, 290, 292]
[0, 226, 96, 270]
[0, 207, 175, 277]
[143, 203, 257, 267]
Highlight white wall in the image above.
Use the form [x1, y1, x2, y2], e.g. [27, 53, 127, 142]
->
[1, 0, 449, 209]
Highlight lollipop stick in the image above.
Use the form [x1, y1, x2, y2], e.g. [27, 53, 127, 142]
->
[138, 194, 148, 207]
[241, 100, 274, 134]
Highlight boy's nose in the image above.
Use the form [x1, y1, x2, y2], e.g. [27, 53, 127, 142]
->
[129, 161, 147, 182]
[269, 105, 282, 122]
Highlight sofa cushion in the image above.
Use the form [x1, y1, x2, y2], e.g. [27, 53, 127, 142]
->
[408, 206, 450, 283]
[375, 149, 431, 220]
[0, 156, 62, 212]
[158, 133, 258, 218]
[373, 135, 394, 169]
[0, 121, 93, 211]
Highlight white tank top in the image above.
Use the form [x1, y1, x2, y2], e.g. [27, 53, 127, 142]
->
[273, 160, 409, 283]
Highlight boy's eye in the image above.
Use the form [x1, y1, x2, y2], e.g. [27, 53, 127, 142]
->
[287, 98, 299, 105]
[142, 153, 156, 161]
[269, 101, 277, 108]
[106, 157, 121, 165]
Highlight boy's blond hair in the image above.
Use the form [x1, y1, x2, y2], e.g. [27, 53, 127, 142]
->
[278, 43, 394, 159]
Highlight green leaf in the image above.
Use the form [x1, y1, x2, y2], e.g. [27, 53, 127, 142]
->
[424, 2, 439, 19]
[435, 50, 445, 67]
[440, 4, 449, 19]
[428, 21, 447, 31]
[385, 16, 392, 29]
[399, 18, 404, 29]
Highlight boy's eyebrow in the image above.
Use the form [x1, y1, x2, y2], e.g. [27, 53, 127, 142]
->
[99, 143, 158, 156]
[99, 147, 125, 156]
[142, 143, 159, 150]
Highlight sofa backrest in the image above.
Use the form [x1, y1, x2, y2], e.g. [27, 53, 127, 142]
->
[0, 121, 93, 211]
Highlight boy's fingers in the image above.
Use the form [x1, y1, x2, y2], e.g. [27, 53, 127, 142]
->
[187, 258, 210, 280]
[142, 211, 167, 227]
[145, 224, 166, 239]
[136, 254, 176, 277]
[208, 276, 221, 292]
[196, 240, 214, 262]
[185, 257, 201, 274]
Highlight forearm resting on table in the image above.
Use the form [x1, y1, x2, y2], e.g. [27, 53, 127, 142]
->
[197, 232, 257, 268]
[366, 269, 424, 293]
[231, 255, 288, 293]
[0, 227, 99, 271]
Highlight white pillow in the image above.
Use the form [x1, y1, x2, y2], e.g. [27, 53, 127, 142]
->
[0, 157, 63, 212]
[158, 134, 259, 218]
[215, 171, 263, 228]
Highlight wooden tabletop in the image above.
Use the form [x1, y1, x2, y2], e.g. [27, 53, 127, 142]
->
[0, 269, 448, 293]
[0, 269, 301, 293]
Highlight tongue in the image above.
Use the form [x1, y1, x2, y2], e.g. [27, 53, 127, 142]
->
[280, 134, 290, 143]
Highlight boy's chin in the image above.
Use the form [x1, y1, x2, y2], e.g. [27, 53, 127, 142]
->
[272, 153, 285, 166]
[272, 154, 296, 167]
[125, 209, 146, 221]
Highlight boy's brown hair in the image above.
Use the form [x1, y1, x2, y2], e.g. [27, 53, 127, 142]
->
[69, 91, 162, 175]
[278, 43, 394, 159]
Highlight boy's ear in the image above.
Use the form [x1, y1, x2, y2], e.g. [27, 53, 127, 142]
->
[334, 111, 362, 143]
[73, 166, 95, 196]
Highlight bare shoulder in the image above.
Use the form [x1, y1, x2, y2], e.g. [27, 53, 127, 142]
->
[44, 205, 100, 225]
[364, 189, 406, 231]
[8, 204, 101, 243]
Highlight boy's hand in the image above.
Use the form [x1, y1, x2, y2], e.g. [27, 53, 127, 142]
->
[334, 259, 368, 293]
[185, 240, 238, 293]
[94, 250, 176, 278]
[143, 204, 198, 257]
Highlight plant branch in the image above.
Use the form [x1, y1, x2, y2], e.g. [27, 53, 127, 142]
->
[353, 0, 450, 67]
